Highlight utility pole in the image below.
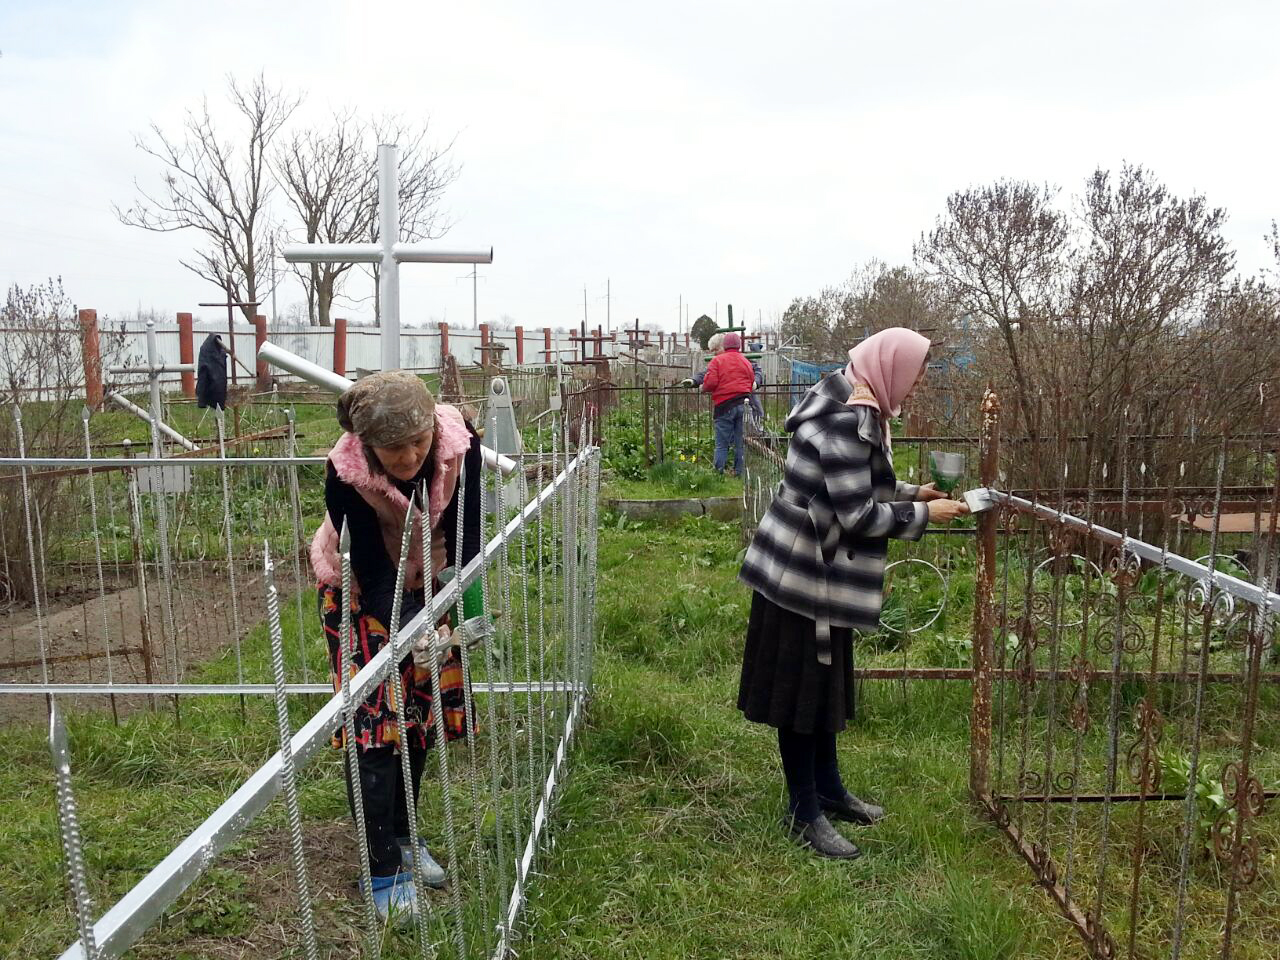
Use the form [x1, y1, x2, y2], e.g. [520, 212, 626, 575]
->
[472, 265, 479, 328]
[270, 236, 278, 324]
[606, 277, 611, 334]
[678, 294, 682, 335]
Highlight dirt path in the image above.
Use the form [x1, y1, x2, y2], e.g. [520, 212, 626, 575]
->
[0, 559, 305, 722]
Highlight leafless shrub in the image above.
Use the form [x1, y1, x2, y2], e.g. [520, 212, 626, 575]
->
[0, 278, 137, 603]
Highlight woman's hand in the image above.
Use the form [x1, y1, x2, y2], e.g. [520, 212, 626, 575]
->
[917, 482, 950, 502]
[926, 498, 970, 524]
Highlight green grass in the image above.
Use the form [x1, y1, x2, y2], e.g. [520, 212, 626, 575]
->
[516, 514, 1067, 959]
[6, 505, 1279, 959]
[604, 461, 743, 501]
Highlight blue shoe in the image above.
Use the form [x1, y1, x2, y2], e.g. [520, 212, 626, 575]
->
[365, 872, 417, 925]
[397, 836, 448, 888]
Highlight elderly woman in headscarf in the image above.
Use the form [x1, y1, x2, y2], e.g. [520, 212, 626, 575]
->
[309, 371, 481, 919]
[737, 328, 968, 859]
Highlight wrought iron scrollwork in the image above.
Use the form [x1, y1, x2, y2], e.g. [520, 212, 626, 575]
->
[1067, 655, 1095, 733]
[1107, 550, 1142, 590]
[1125, 699, 1165, 792]
[1094, 617, 1146, 656]
[1210, 760, 1266, 884]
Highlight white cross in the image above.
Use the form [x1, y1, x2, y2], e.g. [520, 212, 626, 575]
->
[282, 143, 493, 371]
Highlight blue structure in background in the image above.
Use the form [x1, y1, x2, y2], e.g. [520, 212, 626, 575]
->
[935, 315, 977, 421]
[788, 359, 845, 406]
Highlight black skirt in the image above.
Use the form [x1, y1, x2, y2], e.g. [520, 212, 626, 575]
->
[737, 591, 855, 734]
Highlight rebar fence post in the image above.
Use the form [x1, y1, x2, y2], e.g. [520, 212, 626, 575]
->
[385, 504, 434, 957]
[262, 544, 320, 960]
[49, 702, 99, 960]
[338, 521, 381, 957]
[642, 381, 651, 467]
[970, 388, 1001, 802]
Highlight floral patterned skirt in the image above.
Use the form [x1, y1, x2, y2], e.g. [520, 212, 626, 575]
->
[319, 584, 470, 751]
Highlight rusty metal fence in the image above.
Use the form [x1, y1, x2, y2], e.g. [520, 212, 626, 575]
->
[746, 382, 1280, 957]
[969, 390, 1280, 960]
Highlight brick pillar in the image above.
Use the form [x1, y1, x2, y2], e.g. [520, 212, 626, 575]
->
[331, 316, 348, 377]
[595, 326, 603, 357]
[176, 312, 195, 398]
[685, 332, 690, 348]
[544, 327, 553, 363]
[658, 331, 665, 350]
[253, 314, 270, 391]
[479, 323, 491, 366]
[79, 309, 103, 409]
[515, 325, 525, 364]
[438, 321, 450, 360]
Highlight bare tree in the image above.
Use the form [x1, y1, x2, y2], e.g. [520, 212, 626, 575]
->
[916, 180, 1068, 439]
[917, 166, 1252, 493]
[116, 73, 299, 321]
[276, 112, 458, 326]
[779, 261, 951, 360]
[0, 278, 137, 602]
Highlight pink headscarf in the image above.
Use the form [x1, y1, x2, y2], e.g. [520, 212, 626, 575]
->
[723, 332, 742, 351]
[843, 328, 931, 448]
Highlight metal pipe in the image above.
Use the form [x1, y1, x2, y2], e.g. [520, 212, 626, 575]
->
[379, 144, 400, 372]
[104, 393, 199, 452]
[988, 490, 1280, 613]
[0, 681, 584, 696]
[144, 320, 163, 459]
[256, 341, 519, 475]
[393, 244, 493, 264]
[255, 341, 354, 394]
[0, 455, 325, 468]
[106, 365, 196, 375]
[282, 243, 382, 263]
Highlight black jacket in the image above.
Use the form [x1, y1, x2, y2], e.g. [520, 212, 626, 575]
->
[196, 334, 228, 409]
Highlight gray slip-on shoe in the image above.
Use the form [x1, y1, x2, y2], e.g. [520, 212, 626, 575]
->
[819, 791, 885, 825]
[786, 814, 862, 860]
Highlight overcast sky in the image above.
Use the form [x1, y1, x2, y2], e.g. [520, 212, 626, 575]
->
[2, 0, 1278, 334]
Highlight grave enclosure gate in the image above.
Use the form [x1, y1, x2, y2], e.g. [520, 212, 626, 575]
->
[966, 390, 1280, 960]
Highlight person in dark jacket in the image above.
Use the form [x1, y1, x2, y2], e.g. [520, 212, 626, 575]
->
[747, 356, 765, 425]
[308, 371, 482, 921]
[700, 332, 755, 474]
[195, 333, 229, 409]
[737, 328, 968, 859]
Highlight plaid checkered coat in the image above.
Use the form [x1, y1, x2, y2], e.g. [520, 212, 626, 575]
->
[739, 373, 928, 664]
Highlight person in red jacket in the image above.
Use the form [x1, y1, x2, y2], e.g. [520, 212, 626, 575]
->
[700, 332, 755, 474]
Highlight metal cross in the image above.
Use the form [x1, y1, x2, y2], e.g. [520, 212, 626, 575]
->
[282, 143, 493, 372]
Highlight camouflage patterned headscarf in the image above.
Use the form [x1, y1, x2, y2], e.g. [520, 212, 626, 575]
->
[336, 371, 436, 448]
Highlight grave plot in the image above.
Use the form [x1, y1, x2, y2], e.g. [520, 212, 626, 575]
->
[4, 375, 603, 959]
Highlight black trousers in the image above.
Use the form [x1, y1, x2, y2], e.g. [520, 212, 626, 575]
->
[345, 742, 428, 877]
[777, 727, 845, 823]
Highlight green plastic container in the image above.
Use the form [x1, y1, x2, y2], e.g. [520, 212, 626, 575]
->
[929, 451, 965, 494]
